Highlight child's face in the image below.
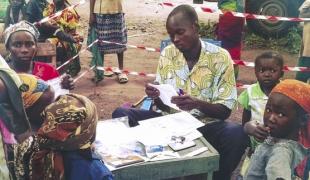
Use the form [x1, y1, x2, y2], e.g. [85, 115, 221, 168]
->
[263, 92, 298, 138]
[255, 58, 283, 89]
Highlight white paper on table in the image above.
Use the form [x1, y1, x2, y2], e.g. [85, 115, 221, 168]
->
[95, 117, 135, 145]
[148, 83, 180, 110]
[139, 112, 204, 133]
[46, 77, 69, 98]
[137, 112, 204, 146]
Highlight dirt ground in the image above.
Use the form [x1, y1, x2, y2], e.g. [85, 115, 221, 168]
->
[71, 0, 298, 121]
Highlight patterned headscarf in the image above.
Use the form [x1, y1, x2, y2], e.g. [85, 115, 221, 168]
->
[271, 79, 310, 113]
[30, 93, 98, 180]
[4, 21, 40, 48]
[272, 80, 310, 179]
[271, 79, 310, 147]
[18, 73, 49, 109]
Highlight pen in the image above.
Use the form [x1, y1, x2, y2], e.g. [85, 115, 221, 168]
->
[178, 89, 184, 96]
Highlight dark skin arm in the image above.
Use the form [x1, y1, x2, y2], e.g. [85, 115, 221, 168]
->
[89, 0, 96, 26]
[60, 74, 75, 90]
[0, 79, 9, 103]
[241, 109, 251, 125]
[171, 95, 231, 120]
[144, 83, 170, 112]
[26, 86, 55, 130]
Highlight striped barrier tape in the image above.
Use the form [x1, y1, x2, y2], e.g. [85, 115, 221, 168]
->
[73, 65, 251, 89]
[34, 0, 86, 26]
[99, 40, 310, 72]
[160, 2, 310, 22]
[58, 39, 310, 72]
[56, 39, 99, 71]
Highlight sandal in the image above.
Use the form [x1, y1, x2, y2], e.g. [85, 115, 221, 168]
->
[104, 70, 114, 77]
[117, 73, 128, 84]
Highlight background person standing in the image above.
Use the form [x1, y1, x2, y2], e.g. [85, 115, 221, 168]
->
[89, 0, 128, 84]
[217, 0, 244, 79]
[296, 0, 310, 83]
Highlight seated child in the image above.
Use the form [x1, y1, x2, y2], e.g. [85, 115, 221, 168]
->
[238, 52, 284, 175]
[244, 79, 310, 180]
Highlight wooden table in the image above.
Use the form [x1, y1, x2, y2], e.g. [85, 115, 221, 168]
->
[111, 137, 219, 180]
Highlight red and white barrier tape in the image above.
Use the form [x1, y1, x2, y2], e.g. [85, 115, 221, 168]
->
[74, 65, 250, 88]
[34, 0, 86, 26]
[100, 40, 160, 52]
[56, 39, 99, 71]
[160, 2, 310, 22]
[56, 38, 310, 72]
[73, 65, 95, 83]
[98, 39, 310, 72]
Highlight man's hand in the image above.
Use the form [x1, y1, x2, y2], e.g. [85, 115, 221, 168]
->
[171, 95, 200, 111]
[60, 74, 75, 90]
[244, 121, 270, 142]
[145, 83, 160, 99]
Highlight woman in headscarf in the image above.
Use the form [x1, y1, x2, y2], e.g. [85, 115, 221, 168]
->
[10, 74, 112, 180]
[4, 20, 75, 90]
[29, 93, 113, 180]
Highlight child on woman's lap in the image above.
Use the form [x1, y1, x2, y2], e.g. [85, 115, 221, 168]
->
[244, 79, 310, 180]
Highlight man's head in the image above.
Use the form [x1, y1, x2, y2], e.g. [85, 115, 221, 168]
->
[166, 5, 200, 53]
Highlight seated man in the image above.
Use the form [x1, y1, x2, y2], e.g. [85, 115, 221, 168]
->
[112, 5, 249, 180]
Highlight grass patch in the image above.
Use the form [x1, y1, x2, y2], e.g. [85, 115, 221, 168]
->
[198, 21, 302, 54]
[198, 21, 217, 39]
[244, 27, 302, 54]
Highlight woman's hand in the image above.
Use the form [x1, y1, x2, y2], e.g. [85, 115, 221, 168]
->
[244, 121, 269, 142]
[60, 74, 75, 90]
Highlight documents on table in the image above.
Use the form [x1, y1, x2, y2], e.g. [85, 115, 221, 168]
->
[137, 112, 204, 146]
[95, 112, 205, 169]
[148, 83, 180, 110]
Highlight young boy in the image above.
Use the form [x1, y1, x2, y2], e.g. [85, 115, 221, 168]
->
[239, 52, 284, 145]
[238, 52, 284, 176]
[244, 79, 310, 180]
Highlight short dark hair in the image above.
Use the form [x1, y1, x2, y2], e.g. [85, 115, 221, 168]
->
[254, 51, 284, 68]
[167, 4, 198, 25]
